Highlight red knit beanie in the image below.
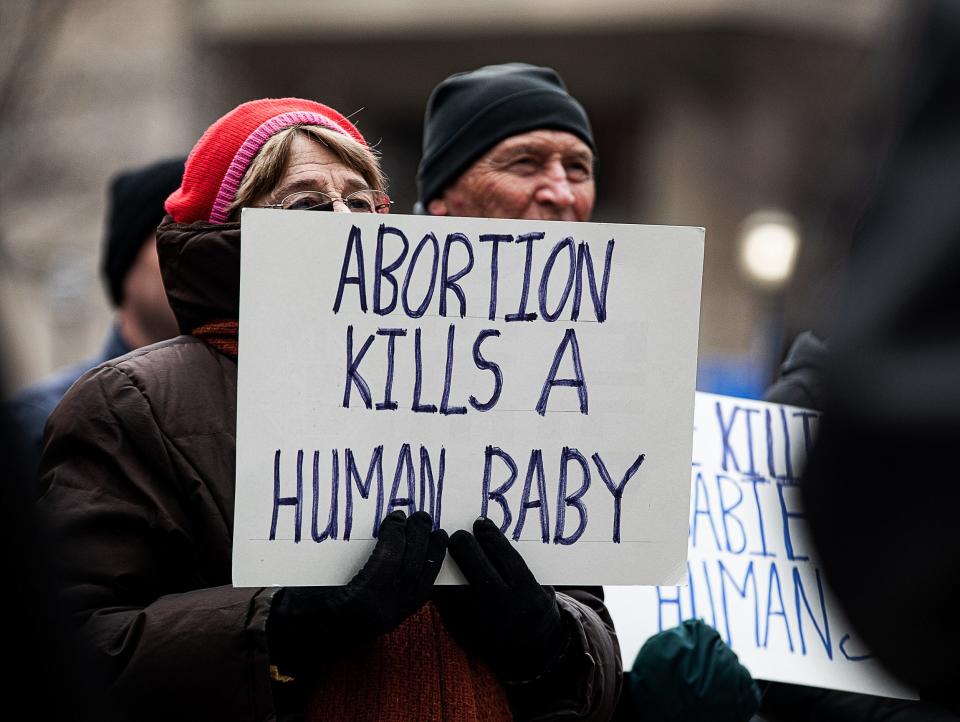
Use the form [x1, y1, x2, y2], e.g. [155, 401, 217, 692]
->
[165, 97, 368, 224]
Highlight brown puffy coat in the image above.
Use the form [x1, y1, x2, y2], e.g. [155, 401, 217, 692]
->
[37, 217, 622, 721]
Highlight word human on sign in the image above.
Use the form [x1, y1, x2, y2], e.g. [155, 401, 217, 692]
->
[662, 483, 833, 659]
[333, 224, 615, 417]
[605, 393, 916, 700]
[234, 211, 703, 586]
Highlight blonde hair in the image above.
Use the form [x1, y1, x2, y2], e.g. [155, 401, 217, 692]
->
[227, 125, 386, 219]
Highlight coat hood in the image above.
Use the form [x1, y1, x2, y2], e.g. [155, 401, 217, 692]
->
[156, 216, 241, 334]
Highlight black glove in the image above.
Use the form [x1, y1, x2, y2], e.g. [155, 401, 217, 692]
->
[435, 517, 567, 682]
[267, 510, 447, 678]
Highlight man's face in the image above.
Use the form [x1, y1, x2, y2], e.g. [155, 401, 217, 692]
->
[428, 130, 595, 222]
[122, 233, 179, 343]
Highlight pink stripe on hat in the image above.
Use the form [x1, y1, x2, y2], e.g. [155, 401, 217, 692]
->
[209, 111, 355, 224]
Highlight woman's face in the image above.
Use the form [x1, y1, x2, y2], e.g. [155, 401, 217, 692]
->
[254, 133, 372, 212]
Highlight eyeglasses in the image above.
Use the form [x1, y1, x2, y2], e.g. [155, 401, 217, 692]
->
[261, 189, 392, 214]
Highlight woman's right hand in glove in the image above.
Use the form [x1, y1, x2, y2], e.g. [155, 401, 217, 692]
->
[267, 509, 447, 678]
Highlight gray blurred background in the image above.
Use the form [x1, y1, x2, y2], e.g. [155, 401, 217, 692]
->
[0, 0, 908, 397]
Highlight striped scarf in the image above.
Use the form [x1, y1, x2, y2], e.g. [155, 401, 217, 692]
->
[192, 319, 239, 357]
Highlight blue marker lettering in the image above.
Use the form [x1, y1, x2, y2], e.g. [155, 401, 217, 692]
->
[332, 225, 368, 313]
[376, 328, 406, 411]
[716, 402, 740, 472]
[718, 559, 759, 648]
[742, 407, 760, 475]
[373, 224, 409, 315]
[440, 232, 474, 318]
[418, 446, 445, 530]
[716, 473, 747, 554]
[505, 231, 544, 322]
[468, 329, 502, 412]
[535, 328, 588, 416]
[592, 451, 645, 543]
[343, 325, 374, 409]
[744, 475, 775, 557]
[538, 237, 576, 322]
[793, 567, 832, 659]
[513, 449, 549, 542]
[401, 232, 439, 318]
[344, 445, 384, 540]
[412, 328, 437, 414]
[572, 239, 615, 322]
[311, 450, 338, 542]
[793, 410, 820, 463]
[656, 586, 684, 632]
[482, 446, 517, 533]
[479, 234, 511, 320]
[763, 562, 793, 651]
[778, 483, 808, 561]
[839, 634, 872, 662]
[387, 443, 416, 517]
[270, 448, 303, 542]
[554, 447, 590, 545]
[440, 324, 466, 415]
[690, 471, 723, 552]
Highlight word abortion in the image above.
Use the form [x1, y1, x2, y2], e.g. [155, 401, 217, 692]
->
[332, 224, 616, 324]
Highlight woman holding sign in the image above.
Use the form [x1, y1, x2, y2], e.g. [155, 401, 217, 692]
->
[36, 97, 619, 721]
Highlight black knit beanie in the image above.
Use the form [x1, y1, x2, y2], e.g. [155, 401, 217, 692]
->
[102, 157, 185, 306]
[416, 63, 596, 208]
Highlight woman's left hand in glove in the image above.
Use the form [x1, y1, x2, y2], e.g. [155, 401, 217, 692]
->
[434, 517, 569, 682]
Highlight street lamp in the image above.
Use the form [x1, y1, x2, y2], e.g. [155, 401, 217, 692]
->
[738, 210, 801, 291]
[737, 209, 802, 391]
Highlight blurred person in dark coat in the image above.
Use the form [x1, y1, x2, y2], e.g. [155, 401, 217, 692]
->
[417, 62, 760, 722]
[4, 157, 183, 478]
[0, 338, 81, 719]
[761, 0, 960, 717]
[758, 3, 960, 718]
[803, 0, 960, 707]
[761, 335, 960, 722]
[763, 330, 829, 410]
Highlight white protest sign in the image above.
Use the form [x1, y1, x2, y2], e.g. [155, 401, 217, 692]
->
[605, 392, 916, 699]
[233, 210, 703, 586]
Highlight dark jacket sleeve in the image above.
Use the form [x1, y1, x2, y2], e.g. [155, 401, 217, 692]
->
[37, 364, 276, 722]
[506, 585, 623, 720]
[762, 331, 829, 410]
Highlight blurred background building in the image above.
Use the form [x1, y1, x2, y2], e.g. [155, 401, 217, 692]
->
[0, 0, 906, 398]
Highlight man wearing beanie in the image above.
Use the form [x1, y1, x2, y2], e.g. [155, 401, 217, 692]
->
[418, 63, 760, 721]
[417, 62, 596, 221]
[5, 157, 183, 479]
